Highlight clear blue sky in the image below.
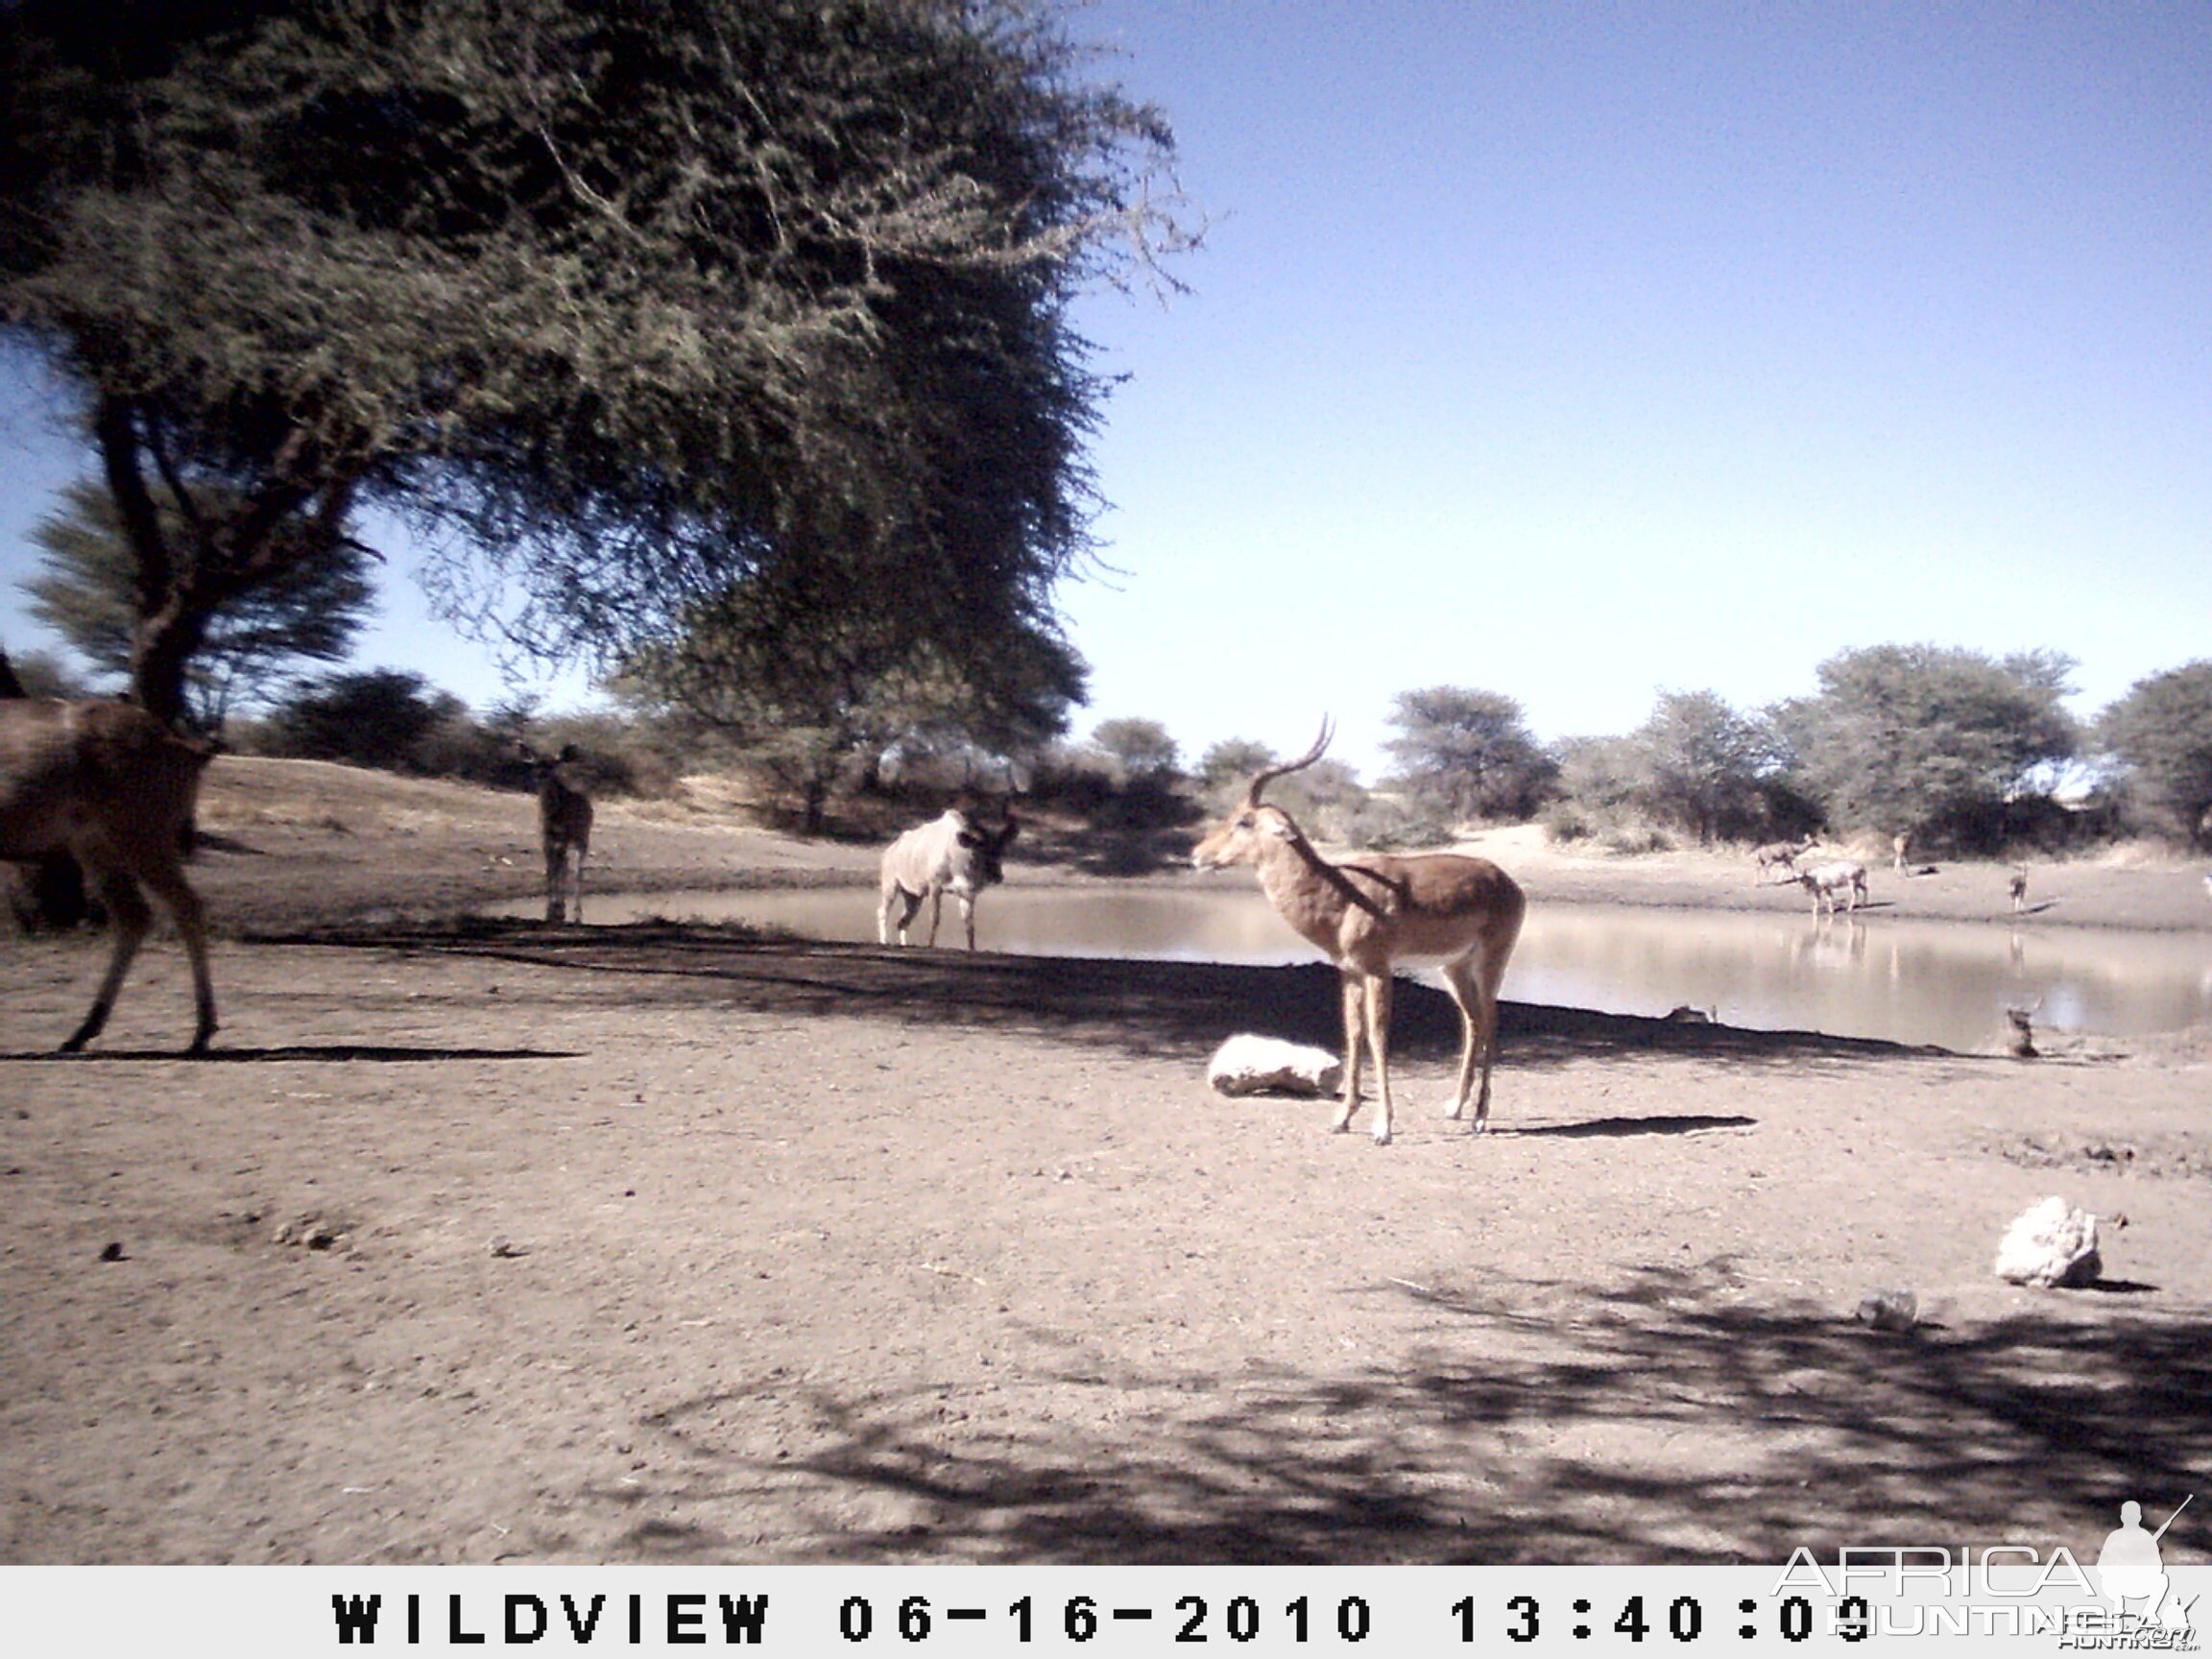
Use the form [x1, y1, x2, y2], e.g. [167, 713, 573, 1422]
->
[4, 1, 2208, 780]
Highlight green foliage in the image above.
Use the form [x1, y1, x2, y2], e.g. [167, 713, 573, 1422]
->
[263, 669, 471, 774]
[1086, 717, 1181, 782]
[0, 645, 88, 700]
[0, 0, 1192, 723]
[2100, 661, 2212, 849]
[1194, 738, 1283, 791]
[1629, 689, 1777, 845]
[21, 480, 374, 728]
[618, 556, 1088, 831]
[1330, 792, 1453, 852]
[1382, 685, 1555, 824]
[1772, 645, 2078, 853]
[1540, 734, 1644, 845]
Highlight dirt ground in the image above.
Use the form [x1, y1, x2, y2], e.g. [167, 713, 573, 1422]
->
[2, 757, 2207, 1565]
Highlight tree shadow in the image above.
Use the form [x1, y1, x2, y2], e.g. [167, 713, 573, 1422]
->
[1501, 1114, 1759, 1138]
[565, 1262, 2212, 1565]
[8, 1043, 582, 1064]
[253, 920, 1944, 1080]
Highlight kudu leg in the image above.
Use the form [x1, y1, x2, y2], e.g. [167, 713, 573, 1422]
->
[543, 843, 565, 923]
[143, 865, 217, 1054]
[60, 871, 153, 1054]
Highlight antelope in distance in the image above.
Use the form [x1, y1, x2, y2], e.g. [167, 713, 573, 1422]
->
[518, 741, 592, 924]
[0, 700, 218, 1054]
[1191, 719, 1527, 1145]
[1751, 835, 1816, 885]
[878, 805, 1020, 951]
[1798, 859, 1868, 920]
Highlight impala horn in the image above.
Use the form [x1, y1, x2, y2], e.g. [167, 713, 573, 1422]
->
[1245, 716, 1334, 809]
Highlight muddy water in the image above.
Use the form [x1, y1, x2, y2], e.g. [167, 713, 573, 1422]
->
[497, 884, 2212, 1050]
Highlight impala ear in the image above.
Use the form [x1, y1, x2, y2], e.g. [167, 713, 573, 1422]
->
[1262, 811, 1297, 840]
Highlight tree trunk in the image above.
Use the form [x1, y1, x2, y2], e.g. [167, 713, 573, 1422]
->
[129, 600, 208, 732]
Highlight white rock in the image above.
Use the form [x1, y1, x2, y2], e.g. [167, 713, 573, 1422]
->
[1993, 1195, 2103, 1287]
[1207, 1034, 1343, 1098]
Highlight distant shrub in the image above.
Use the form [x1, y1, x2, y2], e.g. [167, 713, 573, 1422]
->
[1332, 794, 1453, 851]
[1601, 824, 1674, 855]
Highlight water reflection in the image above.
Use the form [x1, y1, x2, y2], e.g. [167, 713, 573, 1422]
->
[492, 885, 2212, 1050]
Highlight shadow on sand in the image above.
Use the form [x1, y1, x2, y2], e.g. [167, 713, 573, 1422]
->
[549, 1261, 2212, 1564]
[252, 916, 1950, 1079]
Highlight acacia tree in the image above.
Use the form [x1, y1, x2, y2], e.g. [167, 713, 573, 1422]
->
[1772, 645, 2078, 852]
[1630, 689, 1775, 845]
[23, 480, 374, 728]
[623, 554, 1088, 832]
[1382, 685, 1554, 824]
[0, 0, 1192, 727]
[2100, 661, 2212, 848]
[1087, 717, 1181, 782]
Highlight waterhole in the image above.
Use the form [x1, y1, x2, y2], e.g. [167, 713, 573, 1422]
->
[488, 884, 2212, 1051]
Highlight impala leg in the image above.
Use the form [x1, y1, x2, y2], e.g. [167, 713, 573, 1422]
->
[925, 886, 944, 948]
[569, 845, 587, 926]
[957, 893, 977, 950]
[1443, 952, 1509, 1131]
[60, 872, 152, 1054]
[1441, 958, 1480, 1121]
[1363, 970, 1395, 1144]
[1332, 971, 1365, 1133]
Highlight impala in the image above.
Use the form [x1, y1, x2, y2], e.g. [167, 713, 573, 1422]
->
[1, 699, 218, 1053]
[1191, 720, 1526, 1144]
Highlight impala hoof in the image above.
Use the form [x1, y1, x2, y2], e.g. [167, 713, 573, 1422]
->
[1371, 1128, 1392, 1146]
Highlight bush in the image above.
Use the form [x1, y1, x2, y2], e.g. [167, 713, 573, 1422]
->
[1331, 794, 1454, 851]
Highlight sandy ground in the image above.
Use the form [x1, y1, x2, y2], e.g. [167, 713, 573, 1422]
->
[1, 757, 2207, 1565]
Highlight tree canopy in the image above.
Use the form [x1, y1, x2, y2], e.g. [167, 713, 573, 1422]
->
[1382, 685, 1554, 823]
[2100, 661, 2212, 849]
[23, 479, 374, 728]
[1630, 689, 1775, 845]
[619, 553, 1087, 831]
[1772, 645, 2078, 851]
[0, 0, 1191, 724]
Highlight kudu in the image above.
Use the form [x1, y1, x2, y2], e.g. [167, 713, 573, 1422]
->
[1751, 835, 1816, 885]
[518, 742, 592, 924]
[1191, 719, 1527, 1144]
[0, 700, 218, 1053]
